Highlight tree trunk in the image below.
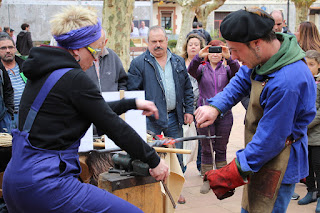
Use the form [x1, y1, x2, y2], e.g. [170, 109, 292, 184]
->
[294, 3, 309, 31]
[196, 0, 226, 29]
[102, 0, 134, 72]
[196, 7, 206, 29]
[292, 0, 316, 31]
[175, 6, 195, 55]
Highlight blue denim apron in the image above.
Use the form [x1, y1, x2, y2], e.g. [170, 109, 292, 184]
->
[3, 68, 143, 213]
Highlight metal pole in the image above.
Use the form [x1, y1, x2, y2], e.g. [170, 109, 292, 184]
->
[287, 0, 290, 29]
[8, 4, 11, 27]
[150, 0, 153, 26]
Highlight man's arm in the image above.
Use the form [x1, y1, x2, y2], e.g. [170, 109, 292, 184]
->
[208, 66, 251, 113]
[127, 59, 144, 91]
[2, 67, 14, 116]
[117, 65, 128, 91]
[182, 62, 194, 115]
[27, 32, 33, 49]
[195, 66, 251, 128]
[308, 83, 320, 129]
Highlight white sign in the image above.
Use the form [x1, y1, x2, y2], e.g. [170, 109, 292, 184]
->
[79, 91, 146, 151]
[101, 91, 146, 150]
[78, 125, 93, 152]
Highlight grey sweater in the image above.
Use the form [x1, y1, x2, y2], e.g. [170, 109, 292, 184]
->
[308, 82, 320, 146]
[86, 48, 127, 92]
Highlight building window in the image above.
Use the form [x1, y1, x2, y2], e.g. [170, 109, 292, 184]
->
[214, 12, 230, 37]
[161, 12, 172, 30]
[157, 7, 177, 34]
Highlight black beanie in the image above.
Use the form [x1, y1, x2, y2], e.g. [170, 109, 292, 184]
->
[220, 9, 274, 43]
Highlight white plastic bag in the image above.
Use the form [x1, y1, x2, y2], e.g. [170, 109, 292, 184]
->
[182, 122, 198, 166]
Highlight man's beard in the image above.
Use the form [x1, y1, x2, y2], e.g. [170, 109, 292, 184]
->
[1, 55, 14, 63]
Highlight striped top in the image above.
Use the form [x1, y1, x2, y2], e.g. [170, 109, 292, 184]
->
[7, 64, 26, 112]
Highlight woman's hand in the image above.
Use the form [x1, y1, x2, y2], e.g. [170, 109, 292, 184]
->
[221, 46, 231, 60]
[149, 159, 169, 181]
[135, 99, 159, 119]
[184, 113, 193, 124]
[198, 45, 211, 61]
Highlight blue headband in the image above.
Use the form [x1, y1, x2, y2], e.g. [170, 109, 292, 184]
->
[54, 19, 102, 50]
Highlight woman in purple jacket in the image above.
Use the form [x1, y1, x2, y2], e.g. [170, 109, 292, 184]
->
[188, 40, 240, 193]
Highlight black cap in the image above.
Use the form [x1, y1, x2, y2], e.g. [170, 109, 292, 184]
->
[220, 8, 274, 43]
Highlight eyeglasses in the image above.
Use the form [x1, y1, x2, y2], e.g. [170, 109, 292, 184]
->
[0, 46, 15, 51]
[86, 46, 102, 59]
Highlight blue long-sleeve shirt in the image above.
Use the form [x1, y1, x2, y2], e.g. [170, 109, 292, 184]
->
[208, 61, 316, 184]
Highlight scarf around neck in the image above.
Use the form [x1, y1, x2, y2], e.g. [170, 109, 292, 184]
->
[254, 33, 305, 75]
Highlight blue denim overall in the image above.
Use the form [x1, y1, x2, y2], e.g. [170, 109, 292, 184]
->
[3, 68, 143, 213]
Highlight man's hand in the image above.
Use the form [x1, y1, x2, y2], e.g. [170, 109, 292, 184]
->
[135, 99, 159, 119]
[149, 159, 169, 181]
[184, 113, 193, 124]
[194, 105, 219, 128]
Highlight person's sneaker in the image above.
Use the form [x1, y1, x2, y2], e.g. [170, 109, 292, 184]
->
[298, 191, 317, 205]
[291, 192, 300, 200]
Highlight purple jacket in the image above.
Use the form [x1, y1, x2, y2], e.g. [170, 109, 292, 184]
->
[188, 54, 240, 107]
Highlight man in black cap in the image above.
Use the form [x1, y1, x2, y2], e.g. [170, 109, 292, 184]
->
[194, 7, 316, 212]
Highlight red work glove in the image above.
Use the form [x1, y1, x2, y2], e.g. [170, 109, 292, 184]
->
[204, 158, 248, 200]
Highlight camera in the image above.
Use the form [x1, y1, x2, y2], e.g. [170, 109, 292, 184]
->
[209, 46, 222, 53]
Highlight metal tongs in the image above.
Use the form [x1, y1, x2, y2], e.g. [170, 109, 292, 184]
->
[148, 135, 221, 147]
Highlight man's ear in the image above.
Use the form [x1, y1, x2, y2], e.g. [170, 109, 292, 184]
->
[249, 39, 259, 49]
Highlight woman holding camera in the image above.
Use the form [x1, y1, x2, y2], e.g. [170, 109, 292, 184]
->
[188, 40, 239, 193]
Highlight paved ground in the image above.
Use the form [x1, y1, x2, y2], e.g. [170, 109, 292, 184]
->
[175, 103, 317, 213]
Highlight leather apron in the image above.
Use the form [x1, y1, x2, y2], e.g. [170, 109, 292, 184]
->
[241, 74, 291, 213]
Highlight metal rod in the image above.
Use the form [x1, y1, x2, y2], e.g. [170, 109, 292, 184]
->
[161, 180, 176, 209]
[203, 99, 216, 169]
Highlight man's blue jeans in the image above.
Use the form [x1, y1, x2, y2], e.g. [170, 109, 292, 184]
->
[147, 111, 184, 172]
[241, 183, 295, 213]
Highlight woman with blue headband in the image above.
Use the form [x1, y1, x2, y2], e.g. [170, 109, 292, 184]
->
[2, 6, 169, 212]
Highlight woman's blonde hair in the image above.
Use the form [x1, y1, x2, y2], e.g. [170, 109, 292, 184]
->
[298, 22, 320, 52]
[181, 33, 205, 60]
[50, 6, 98, 35]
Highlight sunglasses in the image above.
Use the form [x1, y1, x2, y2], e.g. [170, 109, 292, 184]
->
[86, 46, 102, 59]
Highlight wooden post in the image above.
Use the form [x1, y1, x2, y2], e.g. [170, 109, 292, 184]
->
[119, 90, 125, 120]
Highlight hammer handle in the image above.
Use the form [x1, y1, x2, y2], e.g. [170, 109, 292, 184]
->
[93, 142, 191, 154]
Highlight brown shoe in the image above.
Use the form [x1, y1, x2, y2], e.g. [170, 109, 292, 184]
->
[178, 194, 186, 204]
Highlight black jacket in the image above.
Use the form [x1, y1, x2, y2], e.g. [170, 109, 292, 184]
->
[16, 31, 33, 56]
[0, 62, 14, 117]
[128, 49, 194, 128]
[20, 46, 160, 168]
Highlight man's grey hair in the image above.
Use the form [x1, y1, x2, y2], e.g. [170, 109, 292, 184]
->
[270, 10, 284, 20]
[147, 26, 167, 41]
[0, 32, 15, 45]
